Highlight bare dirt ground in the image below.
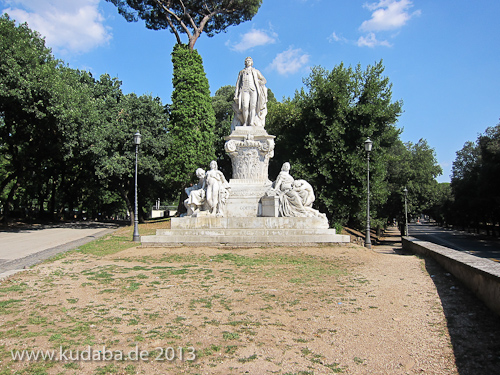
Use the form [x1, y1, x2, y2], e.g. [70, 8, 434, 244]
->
[0, 224, 499, 374]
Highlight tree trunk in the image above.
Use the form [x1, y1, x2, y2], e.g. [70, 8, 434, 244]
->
[119, 185, 134, 226]
[3, 178, 21, 223]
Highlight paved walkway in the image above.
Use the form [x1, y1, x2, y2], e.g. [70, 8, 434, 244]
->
[0, 222, 118, 280]
[372, 226, 404, 254]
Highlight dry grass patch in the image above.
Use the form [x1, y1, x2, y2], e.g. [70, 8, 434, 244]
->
[0, 225, 458, 374]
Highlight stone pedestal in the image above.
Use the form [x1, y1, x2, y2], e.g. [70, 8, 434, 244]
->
[224, 126, 275, 182]
[261, 195, 279, 217]
[224, 126, 275, 217]
[225, 179, 272, 217]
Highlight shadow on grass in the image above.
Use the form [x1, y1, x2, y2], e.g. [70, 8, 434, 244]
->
[423, 257, 500, 375]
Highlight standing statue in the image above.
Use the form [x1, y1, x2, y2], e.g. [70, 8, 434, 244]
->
[267, 162, 326, 219]
[205, 161, 231, 217]
[232, 57, 268, 128]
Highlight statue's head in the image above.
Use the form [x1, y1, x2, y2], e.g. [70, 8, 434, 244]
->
[209, 160, 218, 170]
[282, 162, 291, 172]
[195, 168, 205, 179]
[245, 57, 253, 67]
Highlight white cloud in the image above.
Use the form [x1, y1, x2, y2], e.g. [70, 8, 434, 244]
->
[2, 0, 112, 53]
[360, 0, 421, 32]
[357, 32, 392, 48]
[269, 47, 309, 75]
[328, 32, 348, 44]
[228, 28, 277, 52]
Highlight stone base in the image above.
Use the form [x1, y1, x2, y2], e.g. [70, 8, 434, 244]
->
[140, 217, 350, 246]
[261, 195, 279, 217]
[225, 179, 272, 217]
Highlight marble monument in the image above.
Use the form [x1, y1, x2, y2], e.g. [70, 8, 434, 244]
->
[141, 57, 349, 245]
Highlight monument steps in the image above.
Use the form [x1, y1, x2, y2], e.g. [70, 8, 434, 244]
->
[140, 217, 350, 246]
[140, 233, 348, 246]
[154, 228, 335, 236]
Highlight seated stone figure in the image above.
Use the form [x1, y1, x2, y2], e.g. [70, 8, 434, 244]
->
[293, 179, 315, 208]
[183, 162, 231, 217]
[267, 162, 326, 219]
[184, 168, 206, 216]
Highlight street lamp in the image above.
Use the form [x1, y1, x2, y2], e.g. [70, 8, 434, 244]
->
[133, 132, 142, 242]
[403, 187, 408, 237]
[364, 138, 373, 249]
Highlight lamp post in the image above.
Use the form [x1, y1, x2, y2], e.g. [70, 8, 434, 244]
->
[133, 132, 142, 242]
[364, 138, 373, 249]
[403, 187, 408, 237]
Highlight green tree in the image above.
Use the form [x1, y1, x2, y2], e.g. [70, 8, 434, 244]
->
[0, 15, 80, 220]
[451, 140, 481, 231]
[267, 61, 403, 229]
[106, 1, 263, 209]
[89, 75, 169, 225]
[477, 124, 500, 233]
[426, 182, 453, 226]
[451, 122, 500, 234]
[164, 44, 216, 206]
[0, 15, 171, 223]
[211, 85, 234, 174]
[382, 139, 442, 229]
[106, 0, 262, 50]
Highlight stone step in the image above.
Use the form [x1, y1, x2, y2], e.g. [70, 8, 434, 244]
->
[171, 216, 329, 230]
[140, 232, 350, 246]
[155, 228, 335, 236]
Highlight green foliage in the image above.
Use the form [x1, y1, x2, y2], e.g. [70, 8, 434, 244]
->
[267, 61, 403, 228]
[212, 85, 235, 174]
[0, 14, 69, 219]
[382, 138, 442, 226]
[106, 0, 262, 49]
[164, 44, 216, 198]
[426, 182, 453, 226]
[450, 122, 500, 230]
[88, 75, 169, 223]
[0, 15, 169, 223]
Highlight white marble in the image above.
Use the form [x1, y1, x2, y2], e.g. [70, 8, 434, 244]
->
[183, 161, 230, 217]
[265, 162, 328, 223]
[224, 126, 275, 182]
[231, 57, 268, 129]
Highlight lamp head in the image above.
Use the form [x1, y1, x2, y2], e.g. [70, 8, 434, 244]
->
[364, 138, 373, 153]
[133, 132, 142, 146]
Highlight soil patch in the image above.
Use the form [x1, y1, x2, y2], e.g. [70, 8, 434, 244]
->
[0, 229, 466, 374]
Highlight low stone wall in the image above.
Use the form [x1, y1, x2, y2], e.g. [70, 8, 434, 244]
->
[402, 237, 500, 316]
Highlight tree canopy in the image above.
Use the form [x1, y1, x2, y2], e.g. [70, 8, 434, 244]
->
[105, 0, 262, 49]
[0, 15, 169, 224]
[449, 122, 500, 234]
[267, 61, 405, 228]
[164, 44, 216, 204]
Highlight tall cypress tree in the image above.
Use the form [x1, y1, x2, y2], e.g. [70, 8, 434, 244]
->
[165, 44, 216, 200]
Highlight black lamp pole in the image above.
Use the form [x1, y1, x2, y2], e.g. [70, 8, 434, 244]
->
[404, 187, 408, 237]
[364, 138, 373, 249]
[133, 132, 142, 242]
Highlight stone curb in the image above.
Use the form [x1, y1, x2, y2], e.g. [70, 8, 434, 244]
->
[402, 236, 500, 316]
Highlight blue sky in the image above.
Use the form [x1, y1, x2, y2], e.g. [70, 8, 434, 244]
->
[2, 0, 499, 183]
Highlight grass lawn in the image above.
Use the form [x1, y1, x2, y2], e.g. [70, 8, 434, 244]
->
[0, 220, 457, 374]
